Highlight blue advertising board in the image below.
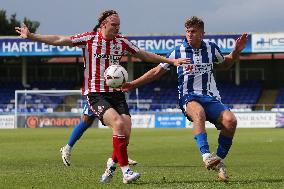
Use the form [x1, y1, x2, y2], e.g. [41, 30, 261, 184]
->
[155, 113, 186, 128]
[205, 34, 252, 53]
[0, 34, 253, 57]
[0, 38, 82, 57]
[129, 34, 252, 54]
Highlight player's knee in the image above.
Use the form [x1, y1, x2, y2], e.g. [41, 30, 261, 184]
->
[112, 116, 125, 130]
[223, 116, 237, 132]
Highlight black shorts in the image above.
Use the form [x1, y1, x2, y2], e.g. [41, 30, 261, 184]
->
[86, 92, 130, 123]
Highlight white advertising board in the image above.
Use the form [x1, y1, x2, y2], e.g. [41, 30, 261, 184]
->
[131, 114, 155, 128]
[235, 112, 276, 128]
[98, 114, 155, 128]
[186, 112, 276, 128]
[0, 115, 15, 129]
[252, 33, 284, 53]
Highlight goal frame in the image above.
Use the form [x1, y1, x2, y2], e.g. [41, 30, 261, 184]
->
[14, 90, 81, 128]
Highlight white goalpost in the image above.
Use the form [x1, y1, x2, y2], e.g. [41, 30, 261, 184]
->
[14, 90, 82, 128]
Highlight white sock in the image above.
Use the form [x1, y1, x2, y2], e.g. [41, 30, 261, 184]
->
[65, 144, 72, 152]
[107, 158, 116, 168]
[202, 153, 212, 161]
[121, 165, 130, 174]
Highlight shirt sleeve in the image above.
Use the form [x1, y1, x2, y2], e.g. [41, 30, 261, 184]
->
[120, 37, 140, 55]
[212, 43, 225, 64]
[70, 32, 93, 48]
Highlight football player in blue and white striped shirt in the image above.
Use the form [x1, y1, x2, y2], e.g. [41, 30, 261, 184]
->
[123, 16, 248, 182]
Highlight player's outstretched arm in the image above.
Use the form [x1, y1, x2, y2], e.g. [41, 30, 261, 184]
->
[122, 65, 166, 92]
[221, 33, 248, 69]
[234, 33, 248, 54]
[134, 50, 190, 66]
[15, 23, 73, 46]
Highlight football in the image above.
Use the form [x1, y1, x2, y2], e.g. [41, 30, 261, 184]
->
[104, 65, 128, 88]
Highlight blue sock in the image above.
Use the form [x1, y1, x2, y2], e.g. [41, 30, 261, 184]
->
[216, 134, 233, 159]
[67, 121, 89, 147]
[194, 133, 210, 155]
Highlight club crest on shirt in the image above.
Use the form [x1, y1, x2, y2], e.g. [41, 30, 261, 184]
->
[97, 106, 105, 114]
[185, 65, 194, 72]
[111, 44, 121, 51]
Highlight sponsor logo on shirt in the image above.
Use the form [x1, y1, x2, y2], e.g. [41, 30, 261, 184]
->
[183, 63, 213, 75]
[93, 54, 121, 60]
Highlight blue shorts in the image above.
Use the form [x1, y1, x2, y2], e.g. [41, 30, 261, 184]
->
[179, 93, 229, 129]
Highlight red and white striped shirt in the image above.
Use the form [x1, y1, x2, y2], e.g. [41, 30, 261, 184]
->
[70, 31, 139, 95]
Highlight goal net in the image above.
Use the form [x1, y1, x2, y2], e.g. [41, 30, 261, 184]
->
[14, 90, 85, 128]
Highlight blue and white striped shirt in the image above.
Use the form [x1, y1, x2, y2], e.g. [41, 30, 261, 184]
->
[160, 38, 225, 100]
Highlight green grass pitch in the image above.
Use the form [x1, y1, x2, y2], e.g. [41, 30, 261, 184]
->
[0, 128, 283, 189]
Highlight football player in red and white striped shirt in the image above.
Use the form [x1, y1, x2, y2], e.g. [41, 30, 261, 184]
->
[16, 9, 190, 184]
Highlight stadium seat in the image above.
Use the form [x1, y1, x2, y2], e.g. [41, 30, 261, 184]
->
[128, 80, 262, 112]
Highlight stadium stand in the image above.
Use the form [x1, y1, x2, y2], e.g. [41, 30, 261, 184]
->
[0, 81, 24, 112]
[29, 81, 75, 90]
[272, 86, 284, 111]
[218, 80, 262, 110]
[128, 80, 179, 112]
[127, 80, 263, 112]
[0, 79, 268, 113]
[0, 81, 75, 113]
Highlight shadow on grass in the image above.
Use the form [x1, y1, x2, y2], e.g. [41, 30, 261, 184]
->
[229, 178, 284, 184]
[141, 165, 200, 168]
[133, 178, 284, 186]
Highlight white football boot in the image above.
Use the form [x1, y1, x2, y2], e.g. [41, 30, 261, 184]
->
[203, 154, 221, 170]
[122, 169, 141, 184]
[60, 146, 71, 166]
[215, 161, 229, 182]
[101, 158, 117, 183]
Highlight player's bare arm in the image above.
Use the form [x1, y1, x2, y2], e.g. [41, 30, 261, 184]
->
[122, 65, 166, 92]
[15, 23, 73, 46]
[218, 33, 248, 69]
[134, 50, 190, 66]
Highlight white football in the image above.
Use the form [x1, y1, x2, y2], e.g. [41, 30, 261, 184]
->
[104, 65, 128, 88]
